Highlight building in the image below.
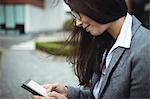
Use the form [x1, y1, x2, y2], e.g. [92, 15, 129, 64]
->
[0, 0, 69, 35]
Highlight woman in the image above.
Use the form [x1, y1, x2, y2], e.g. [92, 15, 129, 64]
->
[33, 0, 150, 99]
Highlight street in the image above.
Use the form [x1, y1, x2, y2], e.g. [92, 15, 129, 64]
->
[0, 34, 78, 99]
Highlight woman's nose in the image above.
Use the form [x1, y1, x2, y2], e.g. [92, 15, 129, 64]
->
[75, 19, 82, 27]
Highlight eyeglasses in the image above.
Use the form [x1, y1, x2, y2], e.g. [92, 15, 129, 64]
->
[70, 10, 81, 20]
[64, 0, 81, 20]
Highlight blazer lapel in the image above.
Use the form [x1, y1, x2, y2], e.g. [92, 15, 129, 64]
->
[98, 47, 125, 98]
[96, 16, 141, 98]
[91, 73, 100, 92]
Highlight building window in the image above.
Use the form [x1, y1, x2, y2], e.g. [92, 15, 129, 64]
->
[0, 5, 25, 34]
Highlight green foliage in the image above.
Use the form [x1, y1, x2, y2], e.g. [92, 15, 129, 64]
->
[35, 41, 73, 56]
[63, 18, 75, 31]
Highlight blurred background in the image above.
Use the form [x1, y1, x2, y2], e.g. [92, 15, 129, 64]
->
[0, 0, 78, 99]
[0, 0, 149, 99]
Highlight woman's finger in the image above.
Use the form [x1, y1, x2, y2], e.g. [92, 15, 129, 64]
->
[48, 91, 67, 99]
[32, 95, 55, 99]
[32, 95, 45, 99]
[41, 83, 60, 93]
[42, 84, 52, 89]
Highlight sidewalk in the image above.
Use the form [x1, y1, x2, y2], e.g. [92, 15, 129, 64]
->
[10, 32, 70, 50]
[0, 32, 78, 99]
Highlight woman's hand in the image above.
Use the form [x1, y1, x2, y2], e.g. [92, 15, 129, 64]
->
[42, 83, 68, 97]
[32, 91, 67, 99]
[32, 83, 68, 99]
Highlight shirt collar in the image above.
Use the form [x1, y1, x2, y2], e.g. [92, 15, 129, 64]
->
[109, 13, 132, 54]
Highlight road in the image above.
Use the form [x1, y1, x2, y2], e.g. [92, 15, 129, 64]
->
[0, 33, 78, 99]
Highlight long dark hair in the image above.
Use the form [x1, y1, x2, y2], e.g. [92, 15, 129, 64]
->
[66, 26, 114, 86]
[65, 0, 127, 86]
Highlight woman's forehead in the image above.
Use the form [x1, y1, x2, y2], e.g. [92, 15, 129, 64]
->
[65, 0, 127, 24]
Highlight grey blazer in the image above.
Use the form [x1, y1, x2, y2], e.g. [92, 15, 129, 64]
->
[67, 16, 150, 99]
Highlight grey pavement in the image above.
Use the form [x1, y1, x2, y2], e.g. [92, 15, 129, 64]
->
[0, 33, 78, 99]
[0, 35, 32, 49]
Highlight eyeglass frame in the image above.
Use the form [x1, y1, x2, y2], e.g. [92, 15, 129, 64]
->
[70, 10, 81, 20]
[64, 0, 81, 20]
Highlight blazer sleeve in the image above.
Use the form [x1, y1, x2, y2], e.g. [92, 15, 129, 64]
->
[67, 86, 94, 99]
[130, 42, 150, 98]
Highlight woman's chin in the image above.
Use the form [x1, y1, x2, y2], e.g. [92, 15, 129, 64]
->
[90, 31, 102, 36]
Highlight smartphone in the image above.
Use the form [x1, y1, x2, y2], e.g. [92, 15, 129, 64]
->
[21, 79, 48, 97]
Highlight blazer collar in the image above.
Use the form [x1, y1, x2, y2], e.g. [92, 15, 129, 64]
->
[98, 15, 142, 98]
[131, 15, 141, 38]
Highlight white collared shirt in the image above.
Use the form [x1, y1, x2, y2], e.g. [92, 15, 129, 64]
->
[93, 13, 132, 99]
